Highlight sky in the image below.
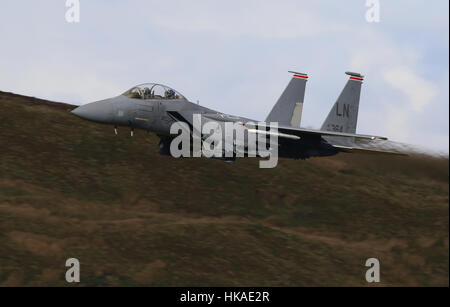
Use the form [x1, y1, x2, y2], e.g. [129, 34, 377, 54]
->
[0, 0, 448, 152]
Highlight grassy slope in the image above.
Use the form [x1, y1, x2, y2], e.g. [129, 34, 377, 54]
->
[0, 91, 448, 286]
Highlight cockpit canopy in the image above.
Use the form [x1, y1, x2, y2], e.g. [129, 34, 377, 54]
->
[123, 83, 186, 100]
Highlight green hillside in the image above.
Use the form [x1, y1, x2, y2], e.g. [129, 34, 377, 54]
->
[0, 91, 448, 286]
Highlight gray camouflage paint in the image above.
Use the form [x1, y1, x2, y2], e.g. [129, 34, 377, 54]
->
[72, 72, 398, 160]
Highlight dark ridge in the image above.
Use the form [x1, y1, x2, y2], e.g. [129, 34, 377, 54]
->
[0, 90, 448, 286]
[0, 90, 77, 110]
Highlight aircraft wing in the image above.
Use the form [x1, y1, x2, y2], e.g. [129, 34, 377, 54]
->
[332, 145, 407, 156]
[244, 123, 388, 141]
[166, 112, 388, 141]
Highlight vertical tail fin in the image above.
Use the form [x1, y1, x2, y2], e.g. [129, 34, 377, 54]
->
[265, 71, 308, 127]
[321, 72, 364, 133]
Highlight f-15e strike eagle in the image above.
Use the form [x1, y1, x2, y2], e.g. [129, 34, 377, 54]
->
[72, 71, 401, 161]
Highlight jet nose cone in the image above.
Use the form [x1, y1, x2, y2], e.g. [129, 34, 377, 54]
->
[72, 99, 115, 124]
[71, 106, 85, 117]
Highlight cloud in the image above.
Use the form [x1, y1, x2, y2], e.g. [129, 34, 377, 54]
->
[345, 28, 445, 149]
[383, 66, 438, 112]
[148, 1, 348, 39]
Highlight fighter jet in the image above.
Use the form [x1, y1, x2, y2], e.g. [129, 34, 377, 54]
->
[72, 71, 400, 160]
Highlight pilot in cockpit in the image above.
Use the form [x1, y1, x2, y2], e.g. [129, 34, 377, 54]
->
[143, 87, 152, 99]
[130, 88, 142, 99]
[165, 89, 175, 99]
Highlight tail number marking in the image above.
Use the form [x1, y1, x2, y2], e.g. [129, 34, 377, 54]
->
[335, 103, 350, 118]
